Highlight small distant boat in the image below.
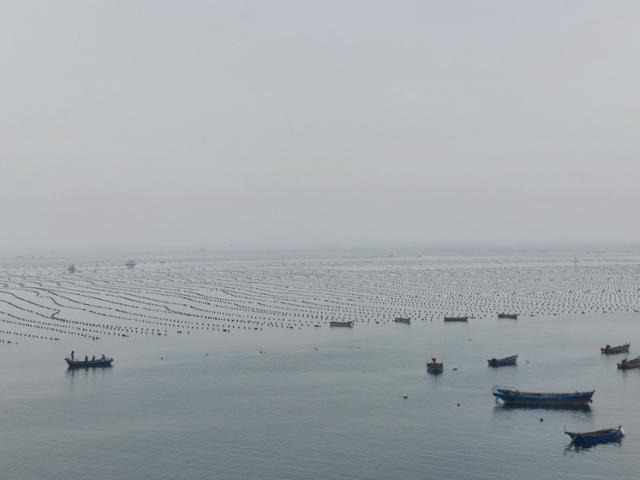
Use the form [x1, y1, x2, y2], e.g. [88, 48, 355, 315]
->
[426, 358, 443, 374]
[492, 386, 594, 407]
[565, 426, 624, 446]
[68, 264, 76, 273]
[444, 316, 468, 322]
[488, 355, 518, 367]
[65, 355, 113, 369]
[394, 317, 411, 324]
[617, 356, 640, 370]
[126, 259, 136, 268]
[601, 343, 630, 354]
[498, 313, 518, 319]
[329, 321, 353, 328]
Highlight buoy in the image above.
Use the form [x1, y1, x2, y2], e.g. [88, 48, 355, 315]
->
[403, 394, 408, 399]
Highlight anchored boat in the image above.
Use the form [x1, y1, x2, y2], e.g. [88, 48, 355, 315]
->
[65, 355, 113, 369]
[329, 321, 353, 328]
[601, 343, 630, 354]
[492, 386, 594, 407]
[426, 358, 443, 374]
[444, 316, 468, 322]
[394, 317, 411, 324]
[498, 313, 518, 319]
[565, 426, 624, 446]
[617, 356, 640, 370]
[488, 355, 518, 367]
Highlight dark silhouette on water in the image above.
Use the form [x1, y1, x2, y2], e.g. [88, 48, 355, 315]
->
[488, 355, 518, 367]
[65, 352, 113, 369]
[601, 343, 630, 354]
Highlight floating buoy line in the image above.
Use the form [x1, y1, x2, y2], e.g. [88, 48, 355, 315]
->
[0, 255, 638, 345]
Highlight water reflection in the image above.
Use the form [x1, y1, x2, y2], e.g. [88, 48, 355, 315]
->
[65, 366, 113, 381]
[492, 404, 593, 415]
[564, 440, 623, 454]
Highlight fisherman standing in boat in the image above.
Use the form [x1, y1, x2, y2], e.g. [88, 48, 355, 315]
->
[70, 350, 75, 360]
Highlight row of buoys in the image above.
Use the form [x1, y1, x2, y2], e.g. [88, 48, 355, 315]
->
[1, 255, 639, 342]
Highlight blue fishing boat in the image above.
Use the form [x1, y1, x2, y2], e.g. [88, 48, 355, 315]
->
[488, 355, 518, 367]
[426, 358, 443, 374]
[565, 426, 624, 446]
[492, 386, 594, 407]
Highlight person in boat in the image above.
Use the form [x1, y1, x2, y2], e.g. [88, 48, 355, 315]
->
[70, 350, 75, 360]
[84, 355, 88, 362]
[101, 354, 105, 361]
[92, 355, 95, 361]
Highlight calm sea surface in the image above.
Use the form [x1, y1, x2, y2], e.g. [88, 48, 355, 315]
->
[1, 253, 639, 479]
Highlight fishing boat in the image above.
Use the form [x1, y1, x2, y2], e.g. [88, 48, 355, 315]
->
[67, 264, 76, 273]
[498, 313, 518, 319]
[617, 356, 640, 370]
[601, 343, 630, 354]
[492, 386, 595, 407]
[394, 317, 411, 324]
[565, 426, 624, 446]
[329, 321, 353, 328]
[426, 358, 443, 374]
[488, 355, 518, 367]
[444, 316, 468, 322]
[65, 355, 113, 369]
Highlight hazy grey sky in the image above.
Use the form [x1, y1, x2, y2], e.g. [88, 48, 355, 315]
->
[2, 1, 639, 250]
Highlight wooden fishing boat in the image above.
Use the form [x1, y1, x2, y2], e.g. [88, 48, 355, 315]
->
[444, 316, 468, 322]
[498, 313, 518, 319]
[617, 356, 640, 370]
[565, 426, 624, 446]
[65, 356, 113, 369]
[488, 355, 518, 367]
[394, 317, 411, 324]
[426, 358, 443, 374]
[601, 343, 630, 354]
[492, 386, 594, 407]
[329, 321, 353, 328]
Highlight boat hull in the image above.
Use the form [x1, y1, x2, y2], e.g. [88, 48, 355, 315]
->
[617, 356, 640, 370]
[492, 387, 594, 407]
[488, 355, 518, 367]
[426, 360, 443, 374]
[498, 313, 518, 319]
[601, 344, 630, 354]
[65, 358, 113, 369]
[444, 316, 468, 322]
[566, 427, 623, 446]
[329, 321, 353, 328]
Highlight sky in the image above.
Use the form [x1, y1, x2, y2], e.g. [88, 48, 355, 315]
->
[1, 1, 640, 251]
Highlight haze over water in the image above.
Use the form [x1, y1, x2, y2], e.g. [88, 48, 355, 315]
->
[1, 250, 639, 479]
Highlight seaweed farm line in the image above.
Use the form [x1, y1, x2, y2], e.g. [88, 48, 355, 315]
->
[1, 252, 640, 345]
[2, 251, 640, 480]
